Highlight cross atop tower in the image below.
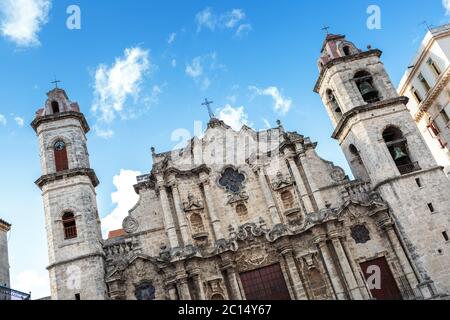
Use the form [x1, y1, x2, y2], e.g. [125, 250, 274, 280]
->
[321, 26, 330, 35]
[201, 98, 215, 119]
[51, 78, 61, 89]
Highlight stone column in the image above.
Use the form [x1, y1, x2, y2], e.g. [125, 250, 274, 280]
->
[253, 165, 281, 225]
[169, 178, 191, 247]
[298, 151, 325, 210]
[200, 172, 224, 241]
[280, 246, 308, 300]
[285, 153, 314, 214]
[167, 283, 179, 300]
[157, 179, 179, 249]
[175, 262, 191, 300]
[378, 216, 419, 297]
[328, 230, 364, 300]
[225, 266, 242, 300]
[193, 274, 206, 300]
[313, 233, 347, 300]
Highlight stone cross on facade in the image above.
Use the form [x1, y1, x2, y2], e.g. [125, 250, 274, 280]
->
[201, 98, 215, 119]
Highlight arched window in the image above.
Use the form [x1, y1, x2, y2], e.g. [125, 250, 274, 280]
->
[343, 46, 351, 56]
[62, 212, 77, 239]
[236, 204, 248, 217]
[281, 190, 294, 209]
[327, 89, 342, 118]
[383, 127, 419, 174]
[54, 140, 69, 172]
[190, 213, 205, 234]
[51, 101, 60, 114]
[354, 71, 380, 103]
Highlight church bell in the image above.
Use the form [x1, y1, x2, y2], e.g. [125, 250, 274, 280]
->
[359, 81, 379, 101]
[393, 146, 408, 160]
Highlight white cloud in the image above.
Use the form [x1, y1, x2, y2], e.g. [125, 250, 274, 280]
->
[444, 0, 450, 15]
[185, 57, 203, 78]
[227, 95, 237, 103]
[262, 118, 271, 129]
[14, 116, 24, 127]
[168, 32, 176, 44]
[0, 114, 6, 125]
[92, 47, 151, 123]
[185, 53, 222, 90]
[222, 9, 245, 28]
[196, 7, 217, 32]
[235, 23, 252, 38]
[101, 169, 141, 237]
[94, 126, 114, 139]
[217, 104, 251, 131]
[195, 7, 251, 38]
[0, 0, 51, 47]
[249, 85, 292, 115]
[171, 59, 177, 67]
[14, 269, 49, 299]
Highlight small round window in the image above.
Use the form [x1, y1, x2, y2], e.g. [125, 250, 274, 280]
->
[54, 141, 66, 151]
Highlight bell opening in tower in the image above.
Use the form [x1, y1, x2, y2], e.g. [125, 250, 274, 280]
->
[51, 101, 60, 114]
[383, 127, 420, 175]
[354, 71, 380, 103]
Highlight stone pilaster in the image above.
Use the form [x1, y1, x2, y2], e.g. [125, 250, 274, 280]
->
[298, 151, 325, 210]
[313, 232, 347, 300]
[200, 172, 224, 241]
[156, 177, 179, 249]
[175, 262, 191, 300]
[328, 229, 364, 300]
[169, 177, 191, 247]
[253, 165, 281, 225]
[278, 243, 308, 300]
[376, 213, 418, 298]
[221, 256, 242, 300]
[285, 153, 314, 214]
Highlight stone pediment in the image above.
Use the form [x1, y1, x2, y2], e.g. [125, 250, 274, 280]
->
[105, 253, 163, 281]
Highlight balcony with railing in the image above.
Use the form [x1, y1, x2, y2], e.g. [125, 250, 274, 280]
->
[397, 161, 421, 175]
[0, 285, 31, 300]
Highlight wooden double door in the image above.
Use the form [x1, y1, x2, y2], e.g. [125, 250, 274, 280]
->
[239, 264, 291, 300]
[360, 257, 403, 300]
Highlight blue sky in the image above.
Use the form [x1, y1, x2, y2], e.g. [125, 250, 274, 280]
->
[0, 0, 448, 298]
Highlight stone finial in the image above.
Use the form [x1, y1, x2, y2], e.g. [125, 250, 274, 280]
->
[151, 147, 156, 156]
[367, 45, 372, 50]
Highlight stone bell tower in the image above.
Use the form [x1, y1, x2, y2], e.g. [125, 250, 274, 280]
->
[31, 87, 107, 300]
[314, 34, 450, 298]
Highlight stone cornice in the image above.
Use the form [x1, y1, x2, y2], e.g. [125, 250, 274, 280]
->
[0, 218, 11, 232]
[31, 111, 90, 133]
[47, 252, 105, 270]
[35, 168, 99, 189]
[373, 166, 444, 190]
[413, 66, 450, 122]
[331, 96, 409, 140]
[314, 49, 383, 93]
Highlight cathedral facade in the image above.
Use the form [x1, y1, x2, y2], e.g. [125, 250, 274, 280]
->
[31, 34, 450, 300]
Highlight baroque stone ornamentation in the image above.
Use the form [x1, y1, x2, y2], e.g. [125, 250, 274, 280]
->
[227, 191, 249, 205]
[122, 216, 139, 233]
[330, 166, 346, 182]
[271, 171, 293, 190]
[351, 224, 371, 244]
[183, 193, 204, 211]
